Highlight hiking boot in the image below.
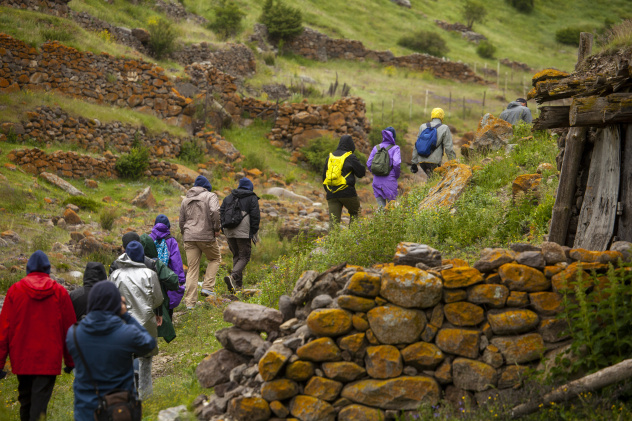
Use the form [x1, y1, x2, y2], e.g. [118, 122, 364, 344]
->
[201, 289, 214, 297]
[223, 275, 235, 293]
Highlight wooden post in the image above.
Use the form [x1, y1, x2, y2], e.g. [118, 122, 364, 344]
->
[391, 99, 394, 123]
[409, 95, 412, 124]
[482, 91, 486, 116]
[504, 72, 508, 97]
[618, 125, 632, 242]
[576, 32, 594, 71]
[462, 96, 466, 120]
[424, 89, 429, 116]
[497, 61, 500, 87]
[449, 91, 452, 111]
[549, 127, 588, 245]
[381, 100, 384, 125]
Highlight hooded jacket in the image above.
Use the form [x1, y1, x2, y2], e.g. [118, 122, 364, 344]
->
[499, 101, 533, 125]
[367, 129, 402, 201]
[179, 186, 221, 242]
[66, 282, 155, 420]
[220, 178, 261, 239]
[109, 254, 163, 357]
[70, 262, 108, 320]
[412, 118, 456, 165]
[322, 135, 366, 199]
[150, 222, 186, 285]
[0, 252, 76, 375]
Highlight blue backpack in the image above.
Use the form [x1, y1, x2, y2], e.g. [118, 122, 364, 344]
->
[154, 236, 171, 266]
[415, 122, 442, 157]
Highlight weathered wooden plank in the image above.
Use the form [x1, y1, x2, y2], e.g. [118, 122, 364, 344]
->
[573, 126, 621, 250]
[533, 106, 570, 130]
[617, 125, 632, 242]
[576, 32, 594, 71]
[569, 93, 632, 126]
[549, 127, 587, 245]
[534, 75, 632, 104]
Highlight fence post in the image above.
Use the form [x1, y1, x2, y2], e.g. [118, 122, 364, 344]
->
[462, 96, 466, 120]
[482, 91, 486, 116]
[424, 89, 429, 116]
[497, 61, 500, 87]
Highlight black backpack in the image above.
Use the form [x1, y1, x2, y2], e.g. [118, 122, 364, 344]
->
[221, 195, 245, 229]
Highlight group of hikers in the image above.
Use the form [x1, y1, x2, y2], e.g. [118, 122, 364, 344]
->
[0, 101, 531, 420]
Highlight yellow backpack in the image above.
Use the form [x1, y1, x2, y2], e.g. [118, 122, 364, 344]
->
[323, 151, 352, 193]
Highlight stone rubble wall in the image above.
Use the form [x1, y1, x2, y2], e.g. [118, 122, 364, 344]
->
[171, 43, 256, 77]
[0, 0, 70, 16]
[71, 11, 150, 56]
[434, 20, 487, 43]
[282, 27, 484, 84]
[191, 241, 632, 420]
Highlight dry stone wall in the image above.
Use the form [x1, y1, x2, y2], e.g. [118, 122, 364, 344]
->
[0, 0, 70, 16]
[191, 241, 632, 420]
[282, 27, 484, 84]
[171, 43, 256, 77]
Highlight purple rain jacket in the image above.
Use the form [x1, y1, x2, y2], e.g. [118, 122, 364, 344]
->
[150, 223, 185, 309]
[367, 129, 401, 201]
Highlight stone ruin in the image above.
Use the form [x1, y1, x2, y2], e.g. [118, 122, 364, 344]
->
[190, 241, 632, 420]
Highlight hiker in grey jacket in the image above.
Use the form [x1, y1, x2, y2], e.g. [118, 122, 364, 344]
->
[499, 98, 533, 125]
[179, 175, 221, 308]
[109, 241, 163, 400]
[411, 108, 456, 177]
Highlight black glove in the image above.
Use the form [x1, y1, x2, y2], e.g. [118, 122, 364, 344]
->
[64, 366, 74, 374]
[410, 164, 418, 174]
[0, 370, 7, 379]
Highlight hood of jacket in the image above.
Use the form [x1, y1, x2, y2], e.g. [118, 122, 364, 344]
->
[21, 272, 57, 300]
[139, 234, 158, 259]
[506, 101, 525, 110]
[121, 232, 140, 249]
[113, 253, 148, 269]
[155, 214, 170, 228]
[336, 135, 356, 153]
[194, 175, 212, 192]
[26, 250, 51, 275]
[381, 129, 396, 146]
[186, 186, 210, 199]
[83, 262, 107, 288]
[80, 310, 125, 336]
[88, 280, 121, 314]
[232, 188, 258, 199]
[151, 222, 171, 241]
[238, 177, 254, 191]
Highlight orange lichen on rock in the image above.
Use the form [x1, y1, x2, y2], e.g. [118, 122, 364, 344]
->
[531, 68, 570, 87]
[512, 174, 541, 198]
[419, 163, 473, 209]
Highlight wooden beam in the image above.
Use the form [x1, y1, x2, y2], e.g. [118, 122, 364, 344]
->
[576, 32, 594, 71]
[511, 358, 632, 418]
[573, 126, 620, 251]
[533, 106, 570, 130]
[569, 93, 632, 126]
[549, 127, 587, 245]
[617, 125, 632, 242]
[534, 75, 632, 104]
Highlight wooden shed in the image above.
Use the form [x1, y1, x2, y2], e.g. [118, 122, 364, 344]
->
[532, 34, 632, 250]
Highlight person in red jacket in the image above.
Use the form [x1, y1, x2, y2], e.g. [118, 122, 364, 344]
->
[0, 250, 77, 421]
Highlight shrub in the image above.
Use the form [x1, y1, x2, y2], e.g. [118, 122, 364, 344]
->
[63, 196, 101, 212]
[461, 0, 487, 30]
[262, 51, 276, 66]
[40, 27, 74, 42]
[32, 233, 51, 252]
[300, 136, 338, 172]
[179, 140, 206, 164]
[476, 40, 497, 58]
[208, 0, 245, 40]
[242, 153, 268, 172]
[555, 26, 586, 46]
[259, 0, 303, 42]
[100, 208, 117, 231]
[505, 0, 534, 13]
[147, 17, 177, 59]
[115, 146, 150, 179]
[397, 30, 449, 57]
[0, 185, 27, 213]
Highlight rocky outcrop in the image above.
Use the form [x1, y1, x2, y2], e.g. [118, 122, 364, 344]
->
[434, 20, 487, 44]
[418, 162, 473, 209]
[192, 241, 632, 419]
[468, 113, 514, 152]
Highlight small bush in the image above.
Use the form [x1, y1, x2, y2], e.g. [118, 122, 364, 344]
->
[259, 0, 303, 42]
[208, 0, 245, 40]
[555, 26, 586, 46]
[115, 146, 150, 180]
[40, 27, 74, 42]
[262, 51, 276, 66]
[476, 40, 497, 58]
[397, 30, 449, 57]
[63, 196, 101, 212]
[300, 136, 338, 172]
[100, 208, 118, 231]
[242, 153, 268, 172]
[179, 140, 206, 164]
[505, 0, 534, 13]
[31, 233, 51, 252]
[147, 17, 177, 59]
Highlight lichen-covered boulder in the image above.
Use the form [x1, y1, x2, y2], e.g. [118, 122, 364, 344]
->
[569, 248, 623, 264]
[401, 342, 445, 369]
[304, 376, 343, 402]
[393, 242, 442, 267]
[443, 302, 485, 327]
[472, 113, 513, 152]
[286, 360, 315, 382]
[322, 362, 366, 382]
[473, 248, 515, 272]
[352, 314, 370, 331]
[196, 349, 247, 388]
[341, 376, 441, 409]
[297, 338, 342, 362]
[223, 301, 283, 333]
[512, 174, 541, 198]
[338, 404, 385, 421]
[289, 395, 336, 421]
[499, 263, 550, 292]
[307, 308, 353, 337]
[442, 267, 484, 289]
[419, 163, 473, 209]
[487, 309, 539, 335]
[499, 365, 529, 389]
[261, 379, 299, 401]
[338, 333, 367, 354]
[258, 343, 293, 381]
[452, 358, 497, 392]
[491, 333, 545, 364]
[367, 304, 426, 344]
[435, 328, 480, 359]
[228, 396, 271, 421]
[337, 295, 376, 312]
[467, 284, 509, 308]
[365, 345, 403, 379]
[529, 292, 563, 316]
[346, 272, 382, 297]
[380, 265, 442, 308]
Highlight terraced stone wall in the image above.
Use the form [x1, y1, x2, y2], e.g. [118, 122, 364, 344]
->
[0, 0, 69, 16]
[191, 241, 632, 421]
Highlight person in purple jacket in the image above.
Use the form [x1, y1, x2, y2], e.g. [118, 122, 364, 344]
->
[149, 214, 186, 314]
[367, 127, 402, 208]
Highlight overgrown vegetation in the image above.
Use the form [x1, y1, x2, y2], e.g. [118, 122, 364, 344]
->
[476, 40, 497, 59]
[62, 197, 101, 212]
[178, 140, 206, 164]
[259, 0, 303, 42]
[599, 19, 632, 50]
[99, 208, 118, 231]
[0, 185, 28, 213]
[208, 0, 245, 40]
[300, 136, 338, 172]
[114, 145, 150, 179]
[555, 26, 587, 46]
[147, 16, 177, 59]
[461, 0, 487, 30]
[505, 0, 534, 13]
[397, 30, 449, 57]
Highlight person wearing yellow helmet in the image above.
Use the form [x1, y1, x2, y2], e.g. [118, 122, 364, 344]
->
[411, 108, 456, 177]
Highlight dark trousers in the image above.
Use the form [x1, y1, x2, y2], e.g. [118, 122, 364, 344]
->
[327, 196, 361, 226]
[17, 375, 56, 421]
[227, 237, 251, 288]
[420, 163, 439, 178]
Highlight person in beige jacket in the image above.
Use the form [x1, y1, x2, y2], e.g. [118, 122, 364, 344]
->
[179, 175, 221, 308]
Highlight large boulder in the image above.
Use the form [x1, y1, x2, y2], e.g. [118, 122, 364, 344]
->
[472, 113, 513, 152]
[289, 395, 336, 421]
[346, 272, 382, 297]
[401, 342, 444, 370]
[307, 308, 353, 337]
[215, 327, 265, 356]
[258, 343, 293, 381]
[491, 333, 546, 364]
[393, 243, 442, 267]
[419, 163, 473, 209]
[435, 328, 480, 359]
[223, 302, 283, 333]
[380, 265, 442, 308]
[452, 358, 498, 392]
[228, 396, 270, 421]
[367, 304, 426, 344]
[196, 349, 247, 388]
[364, 345, 403, 379]
[487, 310, 539, 335]
[40, 172, 85, 196]
[341, 377, 441, 409]
[131, 186, 156, 209]
[297, 338, 342, 362]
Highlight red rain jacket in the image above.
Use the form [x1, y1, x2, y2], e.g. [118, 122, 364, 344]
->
[0, 272, 76, 375]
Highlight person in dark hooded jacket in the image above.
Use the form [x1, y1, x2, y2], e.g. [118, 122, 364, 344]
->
[66, 281, 155, 420]
[220, 177, 260, 292]
[322, 135, 366, 226]
[70, 262, 108, 320]
[0, 251, 76, 421]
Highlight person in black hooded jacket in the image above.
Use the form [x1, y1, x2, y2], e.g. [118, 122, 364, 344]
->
[69, 262, 107, 320]
[322, 135, 366, 226]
